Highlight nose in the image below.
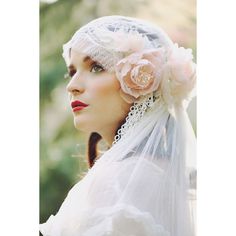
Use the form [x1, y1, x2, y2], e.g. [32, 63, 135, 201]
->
[66, 72, 85, 95]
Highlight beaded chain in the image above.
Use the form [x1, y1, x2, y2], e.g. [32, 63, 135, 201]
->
[112, 93, 159, 145]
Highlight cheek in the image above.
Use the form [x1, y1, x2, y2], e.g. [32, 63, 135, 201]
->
[87, 77, 130, 121]
[88, 76, 120, 100]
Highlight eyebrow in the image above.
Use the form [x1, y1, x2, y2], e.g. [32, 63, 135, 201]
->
[83, 56, 91, 63]
[68, 56, 92, 70]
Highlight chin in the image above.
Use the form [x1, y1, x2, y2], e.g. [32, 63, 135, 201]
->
[73, 117, 92, 133]
[73, 116, 84, 130]
[74, 122, 86, 132]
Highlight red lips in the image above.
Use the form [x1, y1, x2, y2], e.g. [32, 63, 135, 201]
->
[71, 100, 89, 112]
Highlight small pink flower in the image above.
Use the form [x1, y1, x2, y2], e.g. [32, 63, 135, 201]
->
[168, 44, 195, 83]
[161, 43, 196, 106]
[115, 48, 166, 103]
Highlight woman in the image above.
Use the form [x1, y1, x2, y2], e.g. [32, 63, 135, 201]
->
[40, 15, 196, 236]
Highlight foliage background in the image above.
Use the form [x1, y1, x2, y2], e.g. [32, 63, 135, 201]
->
[40, 0, 196, 225]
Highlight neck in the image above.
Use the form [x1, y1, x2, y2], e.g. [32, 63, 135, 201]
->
[95, 121, 124, 148]
[99, 129, 116, 147]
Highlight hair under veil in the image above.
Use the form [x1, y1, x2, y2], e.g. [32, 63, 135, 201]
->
[40, 16, 196, 236]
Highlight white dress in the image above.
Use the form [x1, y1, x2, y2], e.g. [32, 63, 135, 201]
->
[40, 155, 172, 236]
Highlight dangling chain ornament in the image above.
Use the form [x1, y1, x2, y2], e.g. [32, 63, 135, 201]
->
[112, 94, 158, 145]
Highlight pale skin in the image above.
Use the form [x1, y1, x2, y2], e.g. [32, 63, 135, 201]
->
[66, 48, 132, 147]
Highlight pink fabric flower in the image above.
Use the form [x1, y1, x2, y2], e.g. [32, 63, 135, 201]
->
[115, 48, 166, 103]
[161, 43, 196, 107]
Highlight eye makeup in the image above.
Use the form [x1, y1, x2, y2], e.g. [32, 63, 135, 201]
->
[68, 65, 77, 77]
[65, 55, 105, 79]
[90, 62, 105, 73]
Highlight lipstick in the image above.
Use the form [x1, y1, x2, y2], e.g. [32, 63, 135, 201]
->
[71, 100, 89, 112]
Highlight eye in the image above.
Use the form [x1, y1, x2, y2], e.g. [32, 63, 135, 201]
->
[90, 63, 104, 73]
[69, 69, 77, 77]
[64, 69, 76, 79]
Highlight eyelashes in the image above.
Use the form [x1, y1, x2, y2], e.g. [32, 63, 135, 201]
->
[64, 68, 76, 80]
[64, 70, 76, 80]
[65, 63, 105, 79]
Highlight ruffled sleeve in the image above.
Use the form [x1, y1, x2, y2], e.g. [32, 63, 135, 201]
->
[40, 157, 171, 236]
[40, 204, 170, 236]
[79, 204, 170, 236]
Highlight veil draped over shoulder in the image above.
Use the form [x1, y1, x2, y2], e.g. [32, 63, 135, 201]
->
[40, 16, 196, 236]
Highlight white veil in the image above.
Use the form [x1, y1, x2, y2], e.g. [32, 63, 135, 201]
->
[41, 15, 196, 236]
[94, 94, 196, 236]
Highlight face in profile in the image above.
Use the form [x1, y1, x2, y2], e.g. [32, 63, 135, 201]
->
[66, 48, 131, 144]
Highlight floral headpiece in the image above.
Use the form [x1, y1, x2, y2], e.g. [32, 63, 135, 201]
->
[114, 37, 196, 109]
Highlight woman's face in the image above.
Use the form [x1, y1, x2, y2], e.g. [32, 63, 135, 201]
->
[66, 48, 131, 144]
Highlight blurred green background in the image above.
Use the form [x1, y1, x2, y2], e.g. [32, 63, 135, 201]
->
[40, 0, 196, 225]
